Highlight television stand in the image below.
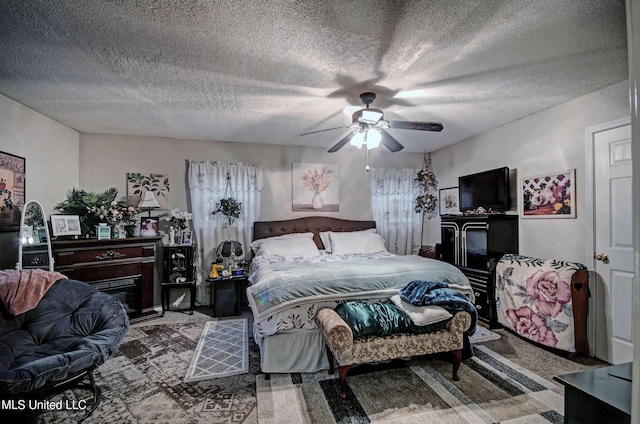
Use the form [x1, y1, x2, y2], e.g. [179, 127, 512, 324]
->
[439, 214, 518, 326]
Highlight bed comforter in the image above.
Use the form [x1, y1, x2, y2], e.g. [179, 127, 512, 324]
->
[247, 252, 473, 343]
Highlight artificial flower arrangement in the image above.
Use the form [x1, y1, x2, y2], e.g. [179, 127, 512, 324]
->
[301, 165, 333, 194]
[88, 202, 140, 227]
[414, 152, 438, 218]
[54, 187, 139, 236]
[212, 197, 242, 226]
[161, 208, 193, 231]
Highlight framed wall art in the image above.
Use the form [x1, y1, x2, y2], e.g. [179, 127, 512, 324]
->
[520, 169, 576, 218]
[439, 187, 461, 215]
[0, 151, 26, 231]
[292, 162, 339, 212]
[126, 172, 170, 211]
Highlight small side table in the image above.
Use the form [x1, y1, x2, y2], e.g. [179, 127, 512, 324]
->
[206, 274, 247, 317]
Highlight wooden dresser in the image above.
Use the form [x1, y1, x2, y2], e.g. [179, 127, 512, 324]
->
[49, 237, 161, 322]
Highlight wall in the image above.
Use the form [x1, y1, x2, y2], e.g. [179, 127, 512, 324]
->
[78, 134, 423, 221]
[425, 81, 630, 265]
[0, 94, 80, 268]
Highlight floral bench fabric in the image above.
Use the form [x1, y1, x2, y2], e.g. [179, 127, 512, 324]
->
[315, 307, 471, 398]
[495, 254, 589, 355]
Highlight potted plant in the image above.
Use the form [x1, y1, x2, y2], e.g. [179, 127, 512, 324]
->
[54, 187, 138, 237]
[212, 197, 242, 226]
[414, 153, 438, 218]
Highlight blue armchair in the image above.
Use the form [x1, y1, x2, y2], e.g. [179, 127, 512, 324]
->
[0, 277, 129, 422]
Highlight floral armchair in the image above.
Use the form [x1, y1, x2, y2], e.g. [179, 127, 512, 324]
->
[495, 254, 589, 356]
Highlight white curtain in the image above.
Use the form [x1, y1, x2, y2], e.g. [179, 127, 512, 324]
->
[187, 161, 263, 305]
[370, 168, 422, 255]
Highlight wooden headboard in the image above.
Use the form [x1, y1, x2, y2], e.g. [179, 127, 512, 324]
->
[253, 217, 376, 249]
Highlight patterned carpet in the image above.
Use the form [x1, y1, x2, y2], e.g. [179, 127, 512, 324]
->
[257, 345, 565, 423]
[33, 310, 605, 424]
[38, 315, 260, 424]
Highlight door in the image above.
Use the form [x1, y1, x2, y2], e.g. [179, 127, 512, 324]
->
[593, 121, 634, 364]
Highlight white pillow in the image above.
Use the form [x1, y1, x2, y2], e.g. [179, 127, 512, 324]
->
[252, 235, 320, 259]
[328, 231, 386, 255]
[251, 232, 314, 254]
[319, 228, 375, 253]
[390, 295, 452, 326]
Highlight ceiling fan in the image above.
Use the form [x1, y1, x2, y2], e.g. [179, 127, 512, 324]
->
[300, 92, 443, 153]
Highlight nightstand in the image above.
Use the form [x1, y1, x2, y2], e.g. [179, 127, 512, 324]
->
[206, 273, 247, 317]
[160, 245, 196, 316]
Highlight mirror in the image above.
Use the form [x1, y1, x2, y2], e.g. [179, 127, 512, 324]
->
[17, 200, 54, 271]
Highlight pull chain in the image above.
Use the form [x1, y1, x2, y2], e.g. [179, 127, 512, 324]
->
[365, 147, 370, 172]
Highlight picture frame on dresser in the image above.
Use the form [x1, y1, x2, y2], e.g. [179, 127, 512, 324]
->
[180, 230, 192, 245]
[140, 217, 159, 236]
[95, 225, 111, 240]
[51, 215, 82, 237]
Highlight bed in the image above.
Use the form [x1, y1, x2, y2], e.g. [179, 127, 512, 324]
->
[247, 217, 474, 373]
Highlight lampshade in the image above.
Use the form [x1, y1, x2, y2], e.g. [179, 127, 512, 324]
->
[366, 128, 382, 150]
[216, 240, 243, 258]
[350, 130, 365, 149]
[138, 191, 160, 209]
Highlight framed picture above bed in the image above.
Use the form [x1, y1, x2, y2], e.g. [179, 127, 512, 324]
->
[292, 162, 339, 212]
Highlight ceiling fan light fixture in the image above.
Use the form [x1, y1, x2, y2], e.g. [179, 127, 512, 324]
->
[350, 130, 365, 149]
[366, 128, 382, 150]
[316, 91, 442, 153]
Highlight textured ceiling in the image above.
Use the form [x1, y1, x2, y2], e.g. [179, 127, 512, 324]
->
[0, 0, 629, 153]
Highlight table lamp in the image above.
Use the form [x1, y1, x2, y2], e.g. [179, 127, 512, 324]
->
[216, 240, 243, 271]
[138, 190, 160, 217]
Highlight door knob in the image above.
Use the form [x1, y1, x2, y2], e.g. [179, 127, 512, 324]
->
[595, 253, 608, 262]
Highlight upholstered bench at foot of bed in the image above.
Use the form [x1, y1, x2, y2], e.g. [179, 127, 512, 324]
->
[315, 308, 471, 399]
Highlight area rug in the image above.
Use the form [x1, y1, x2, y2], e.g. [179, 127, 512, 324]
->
[38, 319, 259, 424]
[469, 325, 502, 344]
[256, 344, 564, 423]
[185, 318, 249, 382]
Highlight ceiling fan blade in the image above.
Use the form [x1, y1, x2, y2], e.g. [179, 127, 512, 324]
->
[327, 131, 356, 153]
[388, 120, 444, 132]
[300, 125, 351, 136]
[380, 130, 404, 152]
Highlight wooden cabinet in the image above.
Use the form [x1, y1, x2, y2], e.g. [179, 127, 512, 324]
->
[160, 245, 196, 283]
[439, 215, 518, 325]
[20, 244, 52, 270]
[50, 237, 161, 322]
[159, 245, 197, 316]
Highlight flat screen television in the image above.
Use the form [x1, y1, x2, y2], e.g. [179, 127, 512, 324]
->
[458, 167, 510, 212]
